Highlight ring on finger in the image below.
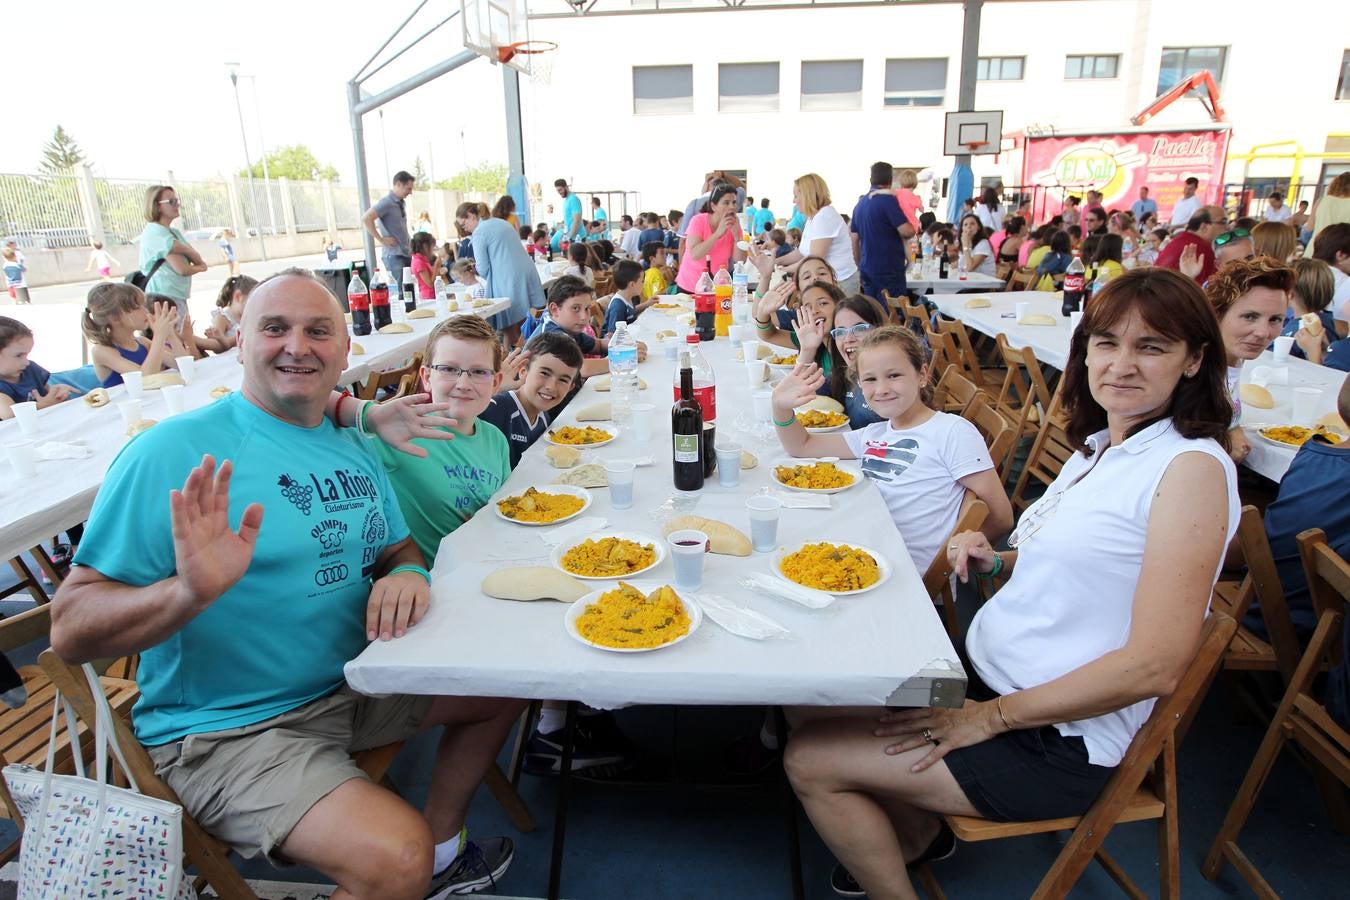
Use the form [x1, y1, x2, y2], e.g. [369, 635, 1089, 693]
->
[922, 727, 934, 744]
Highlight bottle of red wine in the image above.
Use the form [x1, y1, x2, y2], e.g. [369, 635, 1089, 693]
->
[672, 351, 705, 491]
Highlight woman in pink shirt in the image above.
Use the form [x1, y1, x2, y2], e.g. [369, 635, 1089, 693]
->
[894, 168, 924, 231]
[676, 184, 745, 292]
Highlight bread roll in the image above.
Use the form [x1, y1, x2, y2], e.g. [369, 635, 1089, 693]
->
[209, 386, 231, 400]
[575, 401, 612, 422]
[407, 308, 435, 319]
[378, 322, 414, 334]
[1301, 313, 1324, 337]
[740, 450, 758, 470]
[142, 372, 184, 390]
[125, 418, 157, 437]
[1239, 383, 1276, 409]
[799, 395, 845, 415]
[662, 515, 752, 557]
[351, 342, 365, 355]
[545, 444, 581, 468]
[481, 567, 589, 603]
[83, 388, 110, 408]
[1018, 314, 1058, 326]
[964, 297, 992, 309]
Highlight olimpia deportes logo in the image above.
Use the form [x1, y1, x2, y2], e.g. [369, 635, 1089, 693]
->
[277, 474, 314, 516]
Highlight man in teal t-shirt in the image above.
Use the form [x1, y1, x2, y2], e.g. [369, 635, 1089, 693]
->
[551, 178, 584, 251]
[375, 314, 510, 566]
[52, 270, 521, 896]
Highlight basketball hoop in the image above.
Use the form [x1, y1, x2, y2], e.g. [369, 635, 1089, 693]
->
[497, 40, 557, 65]
[964, 141, 988, 155]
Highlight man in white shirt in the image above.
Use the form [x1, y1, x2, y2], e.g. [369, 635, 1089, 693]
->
[1169, 177, 1202, 229]
[1264, 191, 1293, 223]
[618, 215, 642, 257]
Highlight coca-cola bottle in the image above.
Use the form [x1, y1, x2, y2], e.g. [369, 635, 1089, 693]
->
[1061, 252, 1086, 317]
[370, 269, 393, 330]
[348, 269, 371, 336]
[402, 266, 418, 314]
[671, 333, 716, 422]
[693, 263, 716, 341]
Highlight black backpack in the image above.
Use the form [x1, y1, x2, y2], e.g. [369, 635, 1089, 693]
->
[125, 255, 167, 292]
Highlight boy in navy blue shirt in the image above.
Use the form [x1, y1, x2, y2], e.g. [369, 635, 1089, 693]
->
[542, 276, 646, 378]
[602, 260, 657, 338]
[0, 316, 73, 418]
[635, 214, 665, 253]
[479, 331, 583, 468]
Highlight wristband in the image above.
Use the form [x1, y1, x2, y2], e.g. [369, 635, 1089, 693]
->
[755, 319, 773, 332]
[773, 414, 797, 428]
[387, 564, 431, 584]
[974, 551, 1003, 580]
[356, 400, 374, 437]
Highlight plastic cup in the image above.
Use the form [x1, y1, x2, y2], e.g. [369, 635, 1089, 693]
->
[3, 439, 37, 478]
[746, 495, 782, 552]
[741, 339, 760, 364]
[746, 360, 764, 389]
[162, 384, 186, 416]
[664, 337, 679, 361]
[728, 323, 745, 349]
[116, 399, 142, 431]
[667, 528, 709, 591]
[603, 459, 636, 510]
[1069, 310, 1084, 334]
[631, 403, 655, 443]
[174, 356, 196, 384]
[1292, 387, 1321, 424]
[1272, 335, 1294, 362]
[1015, 301, 1029, 321]
[121, 370, 144, 399]
[715, 440, 742, 487]
[752, 389, 774, 423]
[9, 401, 39, 437]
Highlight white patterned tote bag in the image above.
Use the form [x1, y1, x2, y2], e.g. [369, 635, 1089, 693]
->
[3, 663, 194, 899]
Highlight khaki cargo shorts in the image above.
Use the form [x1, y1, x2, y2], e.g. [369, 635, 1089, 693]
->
[147, 687, 432, 864]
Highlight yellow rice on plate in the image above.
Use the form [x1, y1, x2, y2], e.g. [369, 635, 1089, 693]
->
[796, 410, 849, 429]
[574, 582, 690, 649]
[561, 537, 657, 577]
[768, 354, 798, 366]
[774, 462, 855, 490]
[497, 487, 586, 523]
[549, 425, 613, 445]
[780, 542, 881, 592]
[1259, 424, 1344, 447]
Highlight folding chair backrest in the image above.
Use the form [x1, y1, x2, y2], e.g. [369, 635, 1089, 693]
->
[931, 364, 978, 415]
[935, 317, 985, 386]
[963, 395, 1017, 482]
[880, 290, 905, 321]
[1298, 529, 1350, 661]
[1008, 392, 1076, 513]
[920, 493, 989, 641]
[995, 334, 1053, 424]
[357, 352, 424, 401]
[1006, 268, 1037, 291]
[1227, 506, 1305, 683]
[900, 298, 930, 336]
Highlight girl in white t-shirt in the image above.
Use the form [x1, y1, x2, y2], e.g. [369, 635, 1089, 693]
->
[958, 214, 998, 277]
[770, 325, 1012, 572]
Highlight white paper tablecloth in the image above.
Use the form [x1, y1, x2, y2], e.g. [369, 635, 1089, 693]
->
[0, 299, 507, 563]
[344, 308, 966, 710]
[930, 290, 1071, 369]
[906, 271, 1005, 293]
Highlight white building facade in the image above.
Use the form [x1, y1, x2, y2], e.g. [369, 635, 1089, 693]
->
[514, 0, 1350, 217]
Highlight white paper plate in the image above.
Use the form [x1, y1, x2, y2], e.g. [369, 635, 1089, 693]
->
[544, 425, 618, 449]
[1253, 426, 1340, 449]
[774, 543, 893, 596]
[493, 484, 592, 527]
[770, 458, 859, 494]
[551, 530, 667, 581]
[564, 580, 703, 653]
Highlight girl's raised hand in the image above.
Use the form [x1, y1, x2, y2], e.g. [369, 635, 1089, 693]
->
[792, 306, 826, 357]
[772, 361, 825, 410]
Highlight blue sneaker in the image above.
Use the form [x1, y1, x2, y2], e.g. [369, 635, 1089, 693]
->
[425, 836, 513, 897]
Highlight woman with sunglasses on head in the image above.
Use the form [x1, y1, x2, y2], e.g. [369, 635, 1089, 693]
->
[786, 269, 1239, 900]
[138, 185, 207, 322]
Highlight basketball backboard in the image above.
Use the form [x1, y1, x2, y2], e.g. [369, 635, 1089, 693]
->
[944, 110, 1004, 156]
[462, 0, 531, 73]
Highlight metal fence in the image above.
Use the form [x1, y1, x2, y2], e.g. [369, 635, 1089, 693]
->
[0, 173, 89, 248]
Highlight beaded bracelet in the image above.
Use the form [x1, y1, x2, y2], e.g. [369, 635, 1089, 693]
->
[387, 564, 431, 584]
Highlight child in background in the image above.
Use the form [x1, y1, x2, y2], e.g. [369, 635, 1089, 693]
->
[200, 274, 258, 353]
[410, 232, 437, 300]
[1034, 230, 1073, 290]
[2, 248, 29, 304]
[450, 258, 488, 299]
[770, 325, 1012, 573]
[1093, 234, 1126, 282]
[1288, 259, 1338, 362]
[435, 240, 455, 274]
[531, 229, 550, 258]
[544, 276, 645, 377]
[641, 242, 668, 299]
[218, 228, 238, 276]
[83, 282, 189, 387]
[85, 242, 116, 281]
[665, 211, 682, 249]
[1079, 234, 1103, 282]
[1136, 228, 1167, 267]
[480, 330, 583, 469]
[766, 228, 792, 259]
[563, 242, 595, 288]
[0, 316, 74, 417]
[786, 227, 803, 253]
[603, 260, 657, 337]
[372, 315, 510, 566]
[637, 214, 665, 251]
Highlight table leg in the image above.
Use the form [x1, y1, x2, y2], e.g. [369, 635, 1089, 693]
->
[547, 700, 578, 900]
[774, 706, 805, 900]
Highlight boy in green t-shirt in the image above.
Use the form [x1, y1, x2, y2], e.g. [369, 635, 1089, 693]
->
[374, 315, 510, 565]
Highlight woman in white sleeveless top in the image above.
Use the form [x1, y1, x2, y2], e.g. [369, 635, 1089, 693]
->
[786, 268, 1241, 900]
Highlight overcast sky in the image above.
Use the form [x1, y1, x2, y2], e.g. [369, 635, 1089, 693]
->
[2, 1, 514, 185]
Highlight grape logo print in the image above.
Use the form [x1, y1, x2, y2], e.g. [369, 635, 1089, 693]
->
[277, 474, 314, 516]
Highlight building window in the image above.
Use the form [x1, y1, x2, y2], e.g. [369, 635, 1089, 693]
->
[883, 58, 947, 107]
[976, 57, 1024, 81]
[1157, 46, 1227, 94]
[1065, 54, 1119, 80]
[1338, 50, 1350, 100]
[719, 62, 779, 112]
[632, 65, 693, 115]
[800, 60, 863, 111]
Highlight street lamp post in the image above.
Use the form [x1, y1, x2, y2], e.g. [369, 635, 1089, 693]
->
[226, 63, 268, 262]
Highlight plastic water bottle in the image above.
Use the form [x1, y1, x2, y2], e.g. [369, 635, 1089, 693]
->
[920, 231, 933, 278]
[957, 253, 968, 281]
[608, 322, 640, 429]
[731, 268, 750, 330]
[1091, 267, 1111, 300]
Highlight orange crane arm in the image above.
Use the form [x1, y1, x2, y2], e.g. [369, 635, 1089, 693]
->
[1131, 70, 1226, 126]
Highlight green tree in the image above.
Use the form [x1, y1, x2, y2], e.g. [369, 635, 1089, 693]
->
[434, 162, 507, 194]
[40, 125, 86, 175]
[412, 157, 430, 191]
[239, 144, 339, 182]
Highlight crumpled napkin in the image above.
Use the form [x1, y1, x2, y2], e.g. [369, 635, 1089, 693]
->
[541, 516, 608, 548]
[766, 488, 830, 510]
[696, 592, 790, 640]
[34, 440, 93, 460]
[740, 572, 835, 609]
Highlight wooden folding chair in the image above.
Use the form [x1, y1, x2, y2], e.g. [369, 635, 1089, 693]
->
[1005, 267, 1038, 291]
[919, 494, 988, 641]
[923, 322, 962, 389]
[935, 317, 1001, 393]
[931, 364, 979, 416]
[38, 650, 532, 899]
[963, 394, 1018, 483]
[919, 612, 1237, 900]
[387, 372, 422, 401]
[4, 556, 49, 605]
[356, 351, 424, 401]
[0, 607, 139, 865]
[1203, 529, 1350, 894]
[1007, 392, 1075, 513]
[898, 297, 931, 335]
[992, 335, 1055, 475]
